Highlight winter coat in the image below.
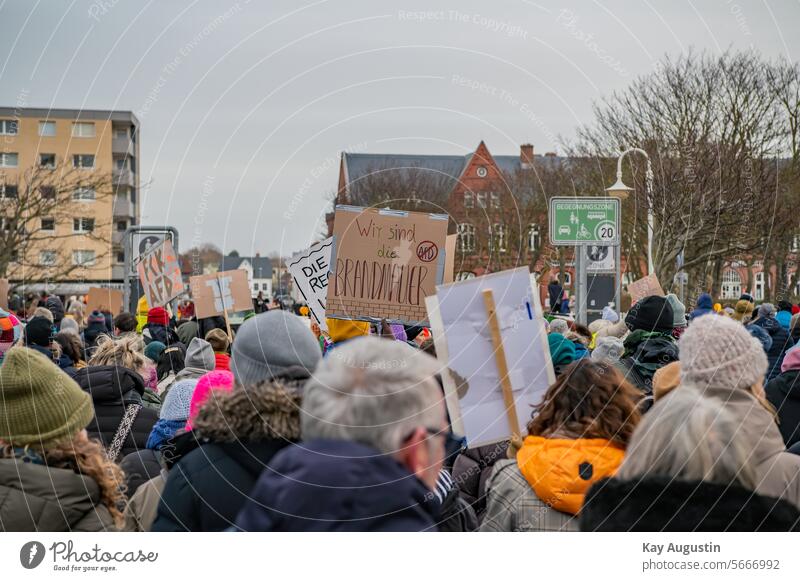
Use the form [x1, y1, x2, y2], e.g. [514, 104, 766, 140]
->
[765, 369, 800, 449]
[119, 448, 163, 496]
[750, 317, 794, 381]
[615, 330, 679, 397]
[778, 309, 793, 330]
[176, 320, 199, 345]
[580, 476, 800, 531]
[480, 460, 579, 532]
[73, 365, 159, 460]
[122, 475, 165, 532]
[235, 438, 439, 532]
[151, 377, 303, 532]
[451, 440, 509, 521]
[143, 323, 180, 346]
[28, 343, 75, 374]
[547, 282, 563, 312]
[689, 293, 714, 320]
[691, 383, 800, 508]
[0, 457, 117, 531]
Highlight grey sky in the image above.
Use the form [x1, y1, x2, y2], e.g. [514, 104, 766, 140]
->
[1, 0, 797, 257]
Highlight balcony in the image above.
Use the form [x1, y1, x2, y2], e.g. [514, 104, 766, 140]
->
[113, 196, 134, 217]
[112, 136, 135, 157]
[111, 265, 125, 281]
[112, 230, 125, 245]
[113, 170, 134, 188]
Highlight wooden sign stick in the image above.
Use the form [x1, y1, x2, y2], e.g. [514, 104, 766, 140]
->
[217, 275, 233, 342]
[482, 288, 521, 439]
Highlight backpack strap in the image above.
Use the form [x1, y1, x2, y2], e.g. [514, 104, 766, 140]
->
[107, 403, 142, 462]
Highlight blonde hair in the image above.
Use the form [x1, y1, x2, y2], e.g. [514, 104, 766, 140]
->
[88, 334, 147, 374]
[33, 307, 54, 323]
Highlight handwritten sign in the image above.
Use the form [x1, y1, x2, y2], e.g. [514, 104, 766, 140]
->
[326, 205, 449, 324]
[0, 278, 8, 310]
[190, 269, 252, 319]
[136, 239, 184, 308]
[627, 273, 665, 305]
[86, 287, 123, 314]
[288, 238, 332, 332]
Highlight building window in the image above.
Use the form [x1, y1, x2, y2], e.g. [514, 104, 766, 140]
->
[73, 154, 95, 169]
[115, 158, 127, 171]
[72, 122, 95, 138]
[0, 218, 15, 231]
[720, 269, 742, 300]
[40, 186, 56, 200]
[0, 184, 18, 199]
[114, 128, 128, 139]
[39, 153, 56, 168]
[0, 119, 18, 135]
[40, 250, 57, 266]
[0, 153, 18, 167]
[792, 235, 800, 253]
[490, 192, 500, 209]
[562, 272, 572, 287]
[116, 250, 125, 263]
[492, 223, 508, 253]
[464, 192, 474, 209]
[72, 250, 96, 266]
[262, 283, 269, 290]
[528, 224, 540, 251]
[253, 283, 259, 292]
[476, 166, 488, 178]
[457, 223, 475, 253]
[456, 271, 476, 282]
[755, 272, 765, 301]
[41, 218, 55, 231]
[39, 121, 56, 136]
[73, 188, 96, 201]
[73, 217, 95, 233]
[476, 192, 487, 208]
[116, 220, 127, 231]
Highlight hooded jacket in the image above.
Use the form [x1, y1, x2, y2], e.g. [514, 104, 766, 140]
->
[0, 457, 116, 531]
[765, 347, 800, 448]
[616, 331, 679, 396]
[159, 339, 215, 396]
[44, 295, 65, 328]
[689, 293, 714, 320]
[235, 438, 438, 532]
[151, 377, 303, 532]
[73, 365, 159, 460]
[580, 476, 800, 531]
[750, 317, 794, 381]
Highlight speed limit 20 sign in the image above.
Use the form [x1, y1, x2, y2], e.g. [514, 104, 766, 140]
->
[548, 197, 620, 246]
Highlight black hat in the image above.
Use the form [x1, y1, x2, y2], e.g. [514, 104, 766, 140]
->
[739, 292, 755, 304]
[24, 317, 53, 347]
[625, 296, 674, 333]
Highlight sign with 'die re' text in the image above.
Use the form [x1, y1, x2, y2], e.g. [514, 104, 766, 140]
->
[136, 239, 184, 308]
[326, 205, 449, 324]
[288, 238, 332, 332]
[190, 269, 253, 319]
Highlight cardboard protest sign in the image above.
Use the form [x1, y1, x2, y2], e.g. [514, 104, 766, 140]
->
[136, 239, 184, 308]
[326, 205, 449, 325]
[627, 273, 664, 304]
[287, 238, 332, 332]
[86, 287, 123, 314]
[426, 267, 555, 447]
[190, 269, 252, 319]
[0, 278, 8, 310]
[443, 234, 457, 284]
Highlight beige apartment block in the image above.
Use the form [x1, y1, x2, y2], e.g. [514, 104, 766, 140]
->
[0, 107, 139, 294]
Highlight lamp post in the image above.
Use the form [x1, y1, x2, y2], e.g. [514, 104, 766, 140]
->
[605, 147, 655, 275]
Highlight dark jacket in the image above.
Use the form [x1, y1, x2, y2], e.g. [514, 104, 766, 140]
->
[28, 343, 75, 374]
[547, 282, 563, 312]
[750, 317, 794, 381]
[0, 457, 116, 531]
[143, 323, 180, 346]
[689, 292, 714, 320]
[765, 369, 800, 448]
[73, 365, 158, 460]
[119, 449, 164, 496]
[151, 377, 303, 532]
[580, 476, 800, 531]
[451, 440, 509, 521]
[235, 438, 438, 532]
[615, 331, 679, 397]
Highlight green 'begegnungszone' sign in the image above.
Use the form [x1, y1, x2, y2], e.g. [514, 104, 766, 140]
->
[549, 197, 620, 246]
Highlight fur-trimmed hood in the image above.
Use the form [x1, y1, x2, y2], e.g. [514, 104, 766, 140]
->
[190, 377, 305, 443]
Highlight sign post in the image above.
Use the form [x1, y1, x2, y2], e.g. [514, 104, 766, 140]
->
[549, 197, 621, 324]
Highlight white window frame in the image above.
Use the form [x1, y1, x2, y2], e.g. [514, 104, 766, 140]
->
[493, 223, 508, 253]
[39, 153, 56, 168]
[457, 223, 475, 253]
[490, 192, 500, 209]
[456, 272, 476, 282]
[38, 121, 56, 137]
[73, 188, 96, 202]
[476, 192, 487, 208]
[528, 224, 540, 251]
[562, 272, 572, 287]
[73, 154, 95, 169]
[72, 122, 95, 138]
[720, 269, 742, 300]
[73, 217, 95, 233]
[0, 153, 19, 167]
[72, 249, 96, 266]
[0, 119, 18, 135]
[40, 250, 57, 266]
[464, 191, 474, 209]
[755, 272, 765, 301]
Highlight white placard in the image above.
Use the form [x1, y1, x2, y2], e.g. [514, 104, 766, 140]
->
[287, 238, 332, 332]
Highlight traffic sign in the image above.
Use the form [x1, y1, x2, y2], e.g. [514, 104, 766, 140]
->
[549, 197, 620, 246]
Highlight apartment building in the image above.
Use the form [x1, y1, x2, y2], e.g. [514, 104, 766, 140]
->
[0, 107, 139, 294]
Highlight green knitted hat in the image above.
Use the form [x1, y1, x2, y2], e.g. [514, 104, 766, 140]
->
[0, 347, 94, 446]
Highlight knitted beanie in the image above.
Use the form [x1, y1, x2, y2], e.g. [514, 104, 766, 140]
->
[24, 317, 53, 347]
[59, 317, 80, 336]
[231, 310, 322, 385]
[0, 347, 93, 445]
[549, 318, 569, 335]
[732, 299, 754, 322]
[548, 333, 576, 366]
[665, 293, 687, 327]
[601, 306, 619, 323]
[326, 318, 370, 343]
[591, 336, 624, 362]
[144, 340, 166, 362]
[205, 328, 230, 353]
[679, 315, 767, 391]
[147, 307, 170, 326]
[625, 295, 674, 333]
[187, 370, 235, 429]
[160, 379, 197, 421]
[758, 303, 776, 318]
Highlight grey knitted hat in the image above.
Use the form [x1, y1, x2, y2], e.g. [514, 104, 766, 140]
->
[230, 310, 322, 385]
[549, 318, 569, 335]
[160, 378, 197, 421]
[679, 314, 767, 391]
[758, 303, 776, 318]
[591, 336, 625, 362]
[184, 338, 215, 372]
[665, 293, 687, 327]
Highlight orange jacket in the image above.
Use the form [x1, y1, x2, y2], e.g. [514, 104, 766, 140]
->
[516, 436, 625, 515]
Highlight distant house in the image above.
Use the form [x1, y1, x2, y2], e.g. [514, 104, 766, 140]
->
[220, 254, 273, 298]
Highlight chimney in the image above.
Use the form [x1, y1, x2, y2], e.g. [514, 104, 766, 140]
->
[520, 143, 534, 168]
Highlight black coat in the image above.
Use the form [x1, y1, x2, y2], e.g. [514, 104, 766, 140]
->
[751, 318, 795, 381]
[580, 476, 800, 531]
[765, 369, 800, 448]
[547, 282, 563, 311]
[151, 439, 288, 532]
[73, 366, 158, 460]
[119, 449, 163, 496]
[452, 440, 509, 521]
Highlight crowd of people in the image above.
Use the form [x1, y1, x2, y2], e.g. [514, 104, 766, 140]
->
[2, 287, 800, 532]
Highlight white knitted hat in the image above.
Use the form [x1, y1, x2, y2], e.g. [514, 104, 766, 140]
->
[678, 315, 767, 391]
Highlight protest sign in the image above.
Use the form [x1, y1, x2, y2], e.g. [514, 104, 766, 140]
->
[136, 239, 184, 308]
[326, 205, 448, 325]
[190, 269, 253, 319]
[426, 267, 554, 447]
[86, 287, 123, 314]
[443, 234, 457, 284]
[627, 273, 664, 304]
[287, 238, 332, 332]
[0, 278, 8, 310]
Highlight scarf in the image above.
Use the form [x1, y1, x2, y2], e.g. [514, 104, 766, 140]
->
[623, 329, 672, 357]
[146, 418, 186, 450]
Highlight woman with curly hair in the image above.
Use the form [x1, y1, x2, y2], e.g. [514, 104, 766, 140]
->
[480, 359, 642, 531]
[0, 347, 125, 531]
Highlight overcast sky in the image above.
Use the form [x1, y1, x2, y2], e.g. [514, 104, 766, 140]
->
[1, 0, 798, 257]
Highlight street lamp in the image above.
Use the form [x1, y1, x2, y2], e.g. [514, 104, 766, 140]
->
[605, 147, 655, 275]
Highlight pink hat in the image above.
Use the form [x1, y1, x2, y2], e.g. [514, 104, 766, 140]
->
[186, 370, 234, 430]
